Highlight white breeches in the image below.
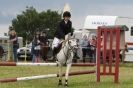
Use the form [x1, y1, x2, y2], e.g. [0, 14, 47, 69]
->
[52, 34, 71, 50]
[52, 37, 61, 50]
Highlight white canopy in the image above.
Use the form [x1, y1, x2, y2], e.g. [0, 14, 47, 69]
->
[83, 15, 118, 29]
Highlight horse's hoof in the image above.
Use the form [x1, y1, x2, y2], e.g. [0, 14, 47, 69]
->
[58, 82, 62, 86]
[65, 79, 68, 87]
[64, 83, 68, 87]
[58, 79, 62, 86]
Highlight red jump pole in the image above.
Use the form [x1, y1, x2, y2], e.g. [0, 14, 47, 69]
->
[72, 63, 96, 67]
[103, 29, 107, 74]
[109, 29, 113, 74]
[61, 70, 96, 77]
[114, 28, 120, 83]
[96, 27, 101, 82]
[0, 62, 16, 66]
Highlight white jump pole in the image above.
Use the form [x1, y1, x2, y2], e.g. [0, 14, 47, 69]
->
[0, 74, 57, 83]
[0, 70, 96, 83]
[17, 63, 58, 66]
[0, 62, 58, 66]
[17, 74, 57, 81]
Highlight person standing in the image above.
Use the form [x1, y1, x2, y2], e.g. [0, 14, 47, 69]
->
[32, 33, 41, 63]
[80, 35, 89, 63]
[9, 30, 18, 62]
[89, 34, 97, 63]
[52, 11, 73, 61]
[40, 31, 49, 62]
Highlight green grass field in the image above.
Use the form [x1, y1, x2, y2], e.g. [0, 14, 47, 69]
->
[0, 63, 133, 88]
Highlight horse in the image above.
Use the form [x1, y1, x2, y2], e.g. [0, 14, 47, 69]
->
[55, 34, 77, 86]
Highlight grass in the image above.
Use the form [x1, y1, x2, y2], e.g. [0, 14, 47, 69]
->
[0, 63, 133, 88]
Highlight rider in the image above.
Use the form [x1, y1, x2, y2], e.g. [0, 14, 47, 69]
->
[52, 11, 73, 60]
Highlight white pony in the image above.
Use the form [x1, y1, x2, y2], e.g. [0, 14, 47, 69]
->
[56, 34, 77, 86]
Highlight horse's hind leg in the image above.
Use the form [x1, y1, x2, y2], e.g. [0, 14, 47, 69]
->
[58, 63, 63, 86]
[65, 63, 72, 87]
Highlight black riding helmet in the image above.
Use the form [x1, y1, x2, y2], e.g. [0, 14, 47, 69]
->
[63, 11, 71, 18]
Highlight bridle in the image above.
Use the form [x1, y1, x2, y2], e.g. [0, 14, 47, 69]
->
[61, 38, 77, 59]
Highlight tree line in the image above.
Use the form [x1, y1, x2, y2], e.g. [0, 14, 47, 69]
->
[11, 7, 62, 42]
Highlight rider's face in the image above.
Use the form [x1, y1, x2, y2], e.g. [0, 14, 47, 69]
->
[36, 34, 39, 38]
[64, 17, 70, 21]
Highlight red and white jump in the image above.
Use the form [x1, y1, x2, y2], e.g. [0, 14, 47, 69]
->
[0, 62, 96, 83]
[0, 25, 123, 84]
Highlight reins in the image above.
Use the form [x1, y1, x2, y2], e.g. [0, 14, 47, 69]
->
[61, 38, 76, 60]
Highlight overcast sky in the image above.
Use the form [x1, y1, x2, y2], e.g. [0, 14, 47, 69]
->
[0, 0, 133, 31]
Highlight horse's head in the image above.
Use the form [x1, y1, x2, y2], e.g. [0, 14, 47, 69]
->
[65, 33, 76, 45]
[68, 38, 77, 48]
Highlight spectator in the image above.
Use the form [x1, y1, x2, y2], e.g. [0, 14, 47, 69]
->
[32, 33, 41, 63]
[80, 35, 89, 63]
[90, 34, 97, 47]
[73, 39, 80, 63]
[75, 39, 83, 60]
[9, 30, 19, 62]
[0, 45, 4, 61]
[40, 31, 49, 62]
[89, 34, 97, 62]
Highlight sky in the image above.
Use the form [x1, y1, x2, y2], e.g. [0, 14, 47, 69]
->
[0, 0, 133, 35]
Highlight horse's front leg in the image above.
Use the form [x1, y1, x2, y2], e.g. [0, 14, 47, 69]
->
[65, 52, 73, 86]
[58, 62, 63, 86]
[65, 63, 72, 87]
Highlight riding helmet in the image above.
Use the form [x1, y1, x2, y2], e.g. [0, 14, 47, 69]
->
[63, 11, 71, 17]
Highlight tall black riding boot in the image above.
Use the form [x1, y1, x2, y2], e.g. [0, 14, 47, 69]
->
[52, 47, 57, 61]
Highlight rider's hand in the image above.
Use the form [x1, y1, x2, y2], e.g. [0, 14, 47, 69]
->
[60, 39, 64, 41]
[37, 40, 40, 43]
[71, 32, 73, 36]
[60, 39, 64, 43]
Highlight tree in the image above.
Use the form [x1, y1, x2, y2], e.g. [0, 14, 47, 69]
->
[39, 9, 61, 38]
[11, 7, 61, 42]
